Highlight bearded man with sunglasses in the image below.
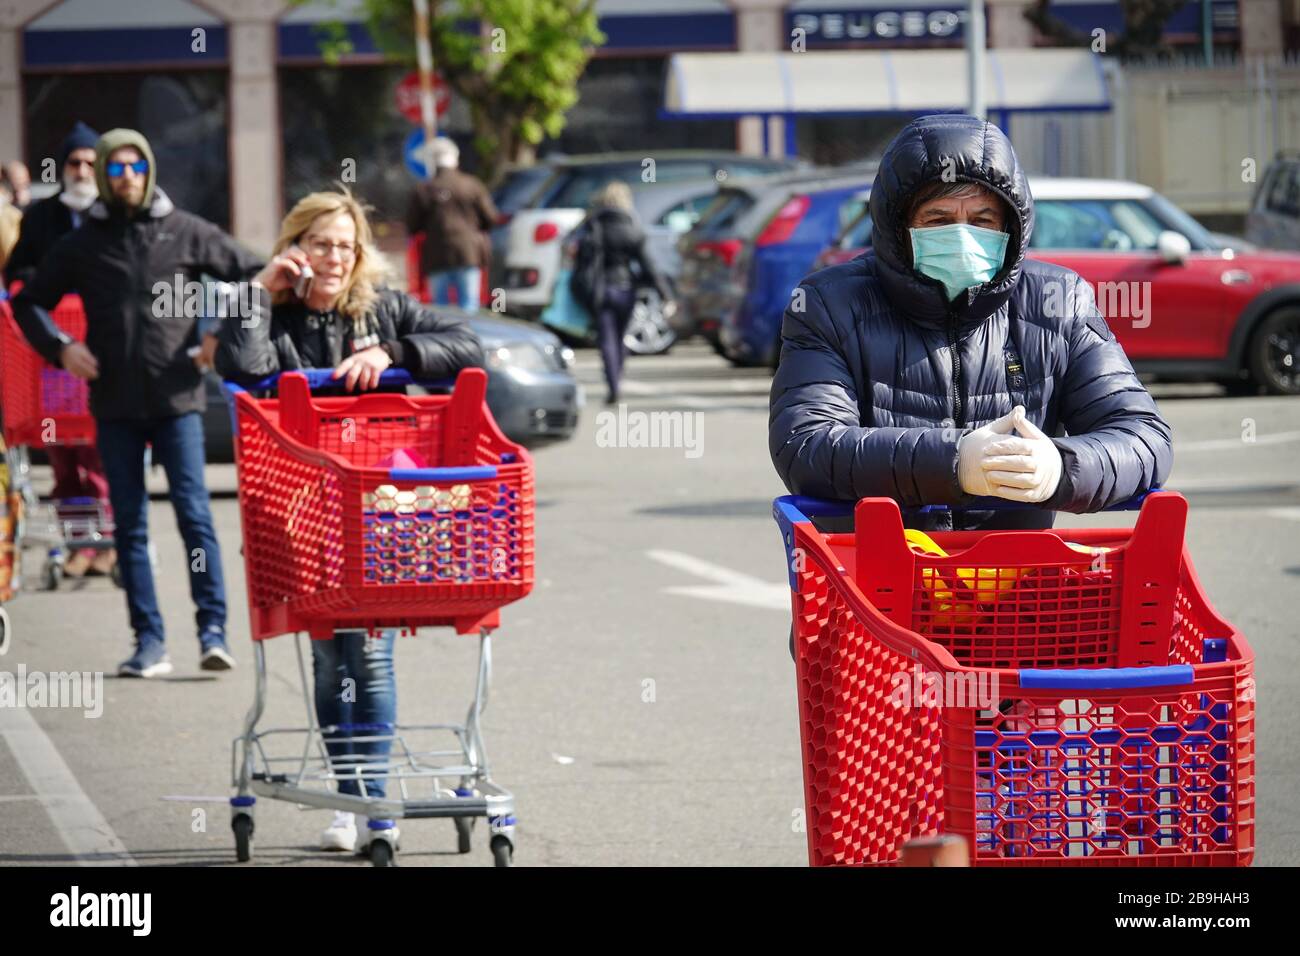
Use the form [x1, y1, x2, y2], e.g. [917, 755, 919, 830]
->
[13, 128, 264, 678]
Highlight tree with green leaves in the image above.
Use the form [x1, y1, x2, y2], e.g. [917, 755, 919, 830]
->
[295, 0, 604, 180]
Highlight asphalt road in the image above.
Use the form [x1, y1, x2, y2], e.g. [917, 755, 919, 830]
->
[1, 342, 1296, 867]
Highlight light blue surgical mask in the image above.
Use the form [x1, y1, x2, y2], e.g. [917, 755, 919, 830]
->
[909, 223, 1010, 301]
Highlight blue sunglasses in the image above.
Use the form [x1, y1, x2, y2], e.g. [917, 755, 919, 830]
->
[106, 160, 149, 177]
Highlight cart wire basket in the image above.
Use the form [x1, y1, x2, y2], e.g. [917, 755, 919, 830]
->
[773, 491, 1255, 867]
[225, 367, 535, 866]
[0, 292, 117, 595]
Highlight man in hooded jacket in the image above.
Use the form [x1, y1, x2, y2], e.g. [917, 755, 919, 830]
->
[769, 115, 1173, 657]
[770, 114, 1172, 532]
[5, 121, 101, 288]
[13, 128, 264, 678]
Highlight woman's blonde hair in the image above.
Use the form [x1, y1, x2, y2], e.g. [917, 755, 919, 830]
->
[588, 180, 635, 213]
[272, 187, 387, 331]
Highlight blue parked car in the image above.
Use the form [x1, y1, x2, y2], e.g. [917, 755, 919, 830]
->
[713, 175, 872, 368]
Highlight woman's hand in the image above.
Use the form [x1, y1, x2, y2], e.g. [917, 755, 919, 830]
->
[333, 345, 392, 392]
[252, 246, 312, 296]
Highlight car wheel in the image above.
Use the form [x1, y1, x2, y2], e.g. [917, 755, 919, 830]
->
[624, 288, 678, 356]
[1247, 306, 1300, 395]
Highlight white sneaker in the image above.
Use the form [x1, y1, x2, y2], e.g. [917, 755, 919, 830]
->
[320, 811, 357, 851]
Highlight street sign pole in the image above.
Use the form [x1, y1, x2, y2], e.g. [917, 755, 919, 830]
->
[966, 0, 986, 121]
[413, 0, 438, 179]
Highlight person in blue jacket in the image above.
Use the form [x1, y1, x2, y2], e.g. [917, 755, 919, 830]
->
[770, 114, 1171, 533]
[769, 115, 1173, 659]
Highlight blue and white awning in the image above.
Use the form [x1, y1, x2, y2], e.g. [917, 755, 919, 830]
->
[664, 48, 1111, 116]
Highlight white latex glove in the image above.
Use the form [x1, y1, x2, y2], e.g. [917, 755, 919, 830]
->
[980, 406, 1064, 503]
[956, 408, 1020, 497]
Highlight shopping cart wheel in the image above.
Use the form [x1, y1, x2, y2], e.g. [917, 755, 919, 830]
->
[41, 560, 62, 592]
[490, 835, 513, 868]
[232, 813, 254, 863]
[454, 816, 474, 854]
[369, 840, 395, 867]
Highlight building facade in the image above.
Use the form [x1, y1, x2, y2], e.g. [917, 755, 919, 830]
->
[0, 0, 1289, 250]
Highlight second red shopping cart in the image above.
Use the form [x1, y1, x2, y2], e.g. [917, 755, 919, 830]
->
[774, 491, 1255, 867]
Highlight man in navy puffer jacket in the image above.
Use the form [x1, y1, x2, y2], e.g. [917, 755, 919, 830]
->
[769, 114, 1172, 534]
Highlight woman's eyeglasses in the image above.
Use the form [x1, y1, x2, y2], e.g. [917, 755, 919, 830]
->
[303, 238, 359, 260]
[106, 160, 149, 178]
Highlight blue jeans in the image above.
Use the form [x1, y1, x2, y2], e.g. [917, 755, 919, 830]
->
[429, 267, 481, 309]
[96, 412, 226, 644]
[312, 629, 398, 801]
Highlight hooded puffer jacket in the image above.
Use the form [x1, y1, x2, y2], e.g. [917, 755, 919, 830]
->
[769, 114, 1173, 531]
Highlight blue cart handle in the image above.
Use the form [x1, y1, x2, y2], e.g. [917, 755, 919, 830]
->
[779, 488, 1159, 526]
[222, 368, 456, 395]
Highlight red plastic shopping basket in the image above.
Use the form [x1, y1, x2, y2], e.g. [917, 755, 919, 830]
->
[773, 491, 1255, 867]
[227, 367, 534, 640]
[0, 290, 95, 448]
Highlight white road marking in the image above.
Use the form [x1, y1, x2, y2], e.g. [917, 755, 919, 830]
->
[0, 705, 136, 865]
[159, 795, 231, 803]
[647, 549, 790, 610]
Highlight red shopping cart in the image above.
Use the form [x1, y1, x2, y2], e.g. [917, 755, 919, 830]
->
[225, 367, 534, 866]
[773, 491, 1255, 867]
[0, 291, 116, 592]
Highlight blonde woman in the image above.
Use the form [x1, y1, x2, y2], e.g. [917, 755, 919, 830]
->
[569, 181, 672, 403]
[215, 188, 484, 853]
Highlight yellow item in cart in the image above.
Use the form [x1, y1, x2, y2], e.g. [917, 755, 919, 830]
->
[902, 530, 1117, 631]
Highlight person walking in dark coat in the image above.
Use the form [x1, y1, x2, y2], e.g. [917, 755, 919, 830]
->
[13, 128, 263, 678]
[570, 181, 673, 404]
[404, 138, 497, 309]
[4, 121, 116, 579]
[770, 114, 1172, 534]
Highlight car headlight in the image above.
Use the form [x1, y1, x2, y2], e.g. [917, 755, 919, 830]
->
[486, 342, 550, 372]
[558, 346, 575, 369]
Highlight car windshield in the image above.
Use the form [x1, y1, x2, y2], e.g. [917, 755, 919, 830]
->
[690, 190, 755, 237]
[1032, 197, 1214, 251]
[1144, 192, 1217, 249]
[492, 167, 553, 214]
[840, 209, 873, 248]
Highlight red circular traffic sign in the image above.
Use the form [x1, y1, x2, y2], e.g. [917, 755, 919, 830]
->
[396, 70, 450, 124]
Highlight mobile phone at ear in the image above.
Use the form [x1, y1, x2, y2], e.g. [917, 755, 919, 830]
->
[289, 246, 314, 300]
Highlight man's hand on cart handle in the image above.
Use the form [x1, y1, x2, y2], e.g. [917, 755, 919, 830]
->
[60, 341, 99, 380]
[252, 247, 311, 295]
[333, 346, 393, 392]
